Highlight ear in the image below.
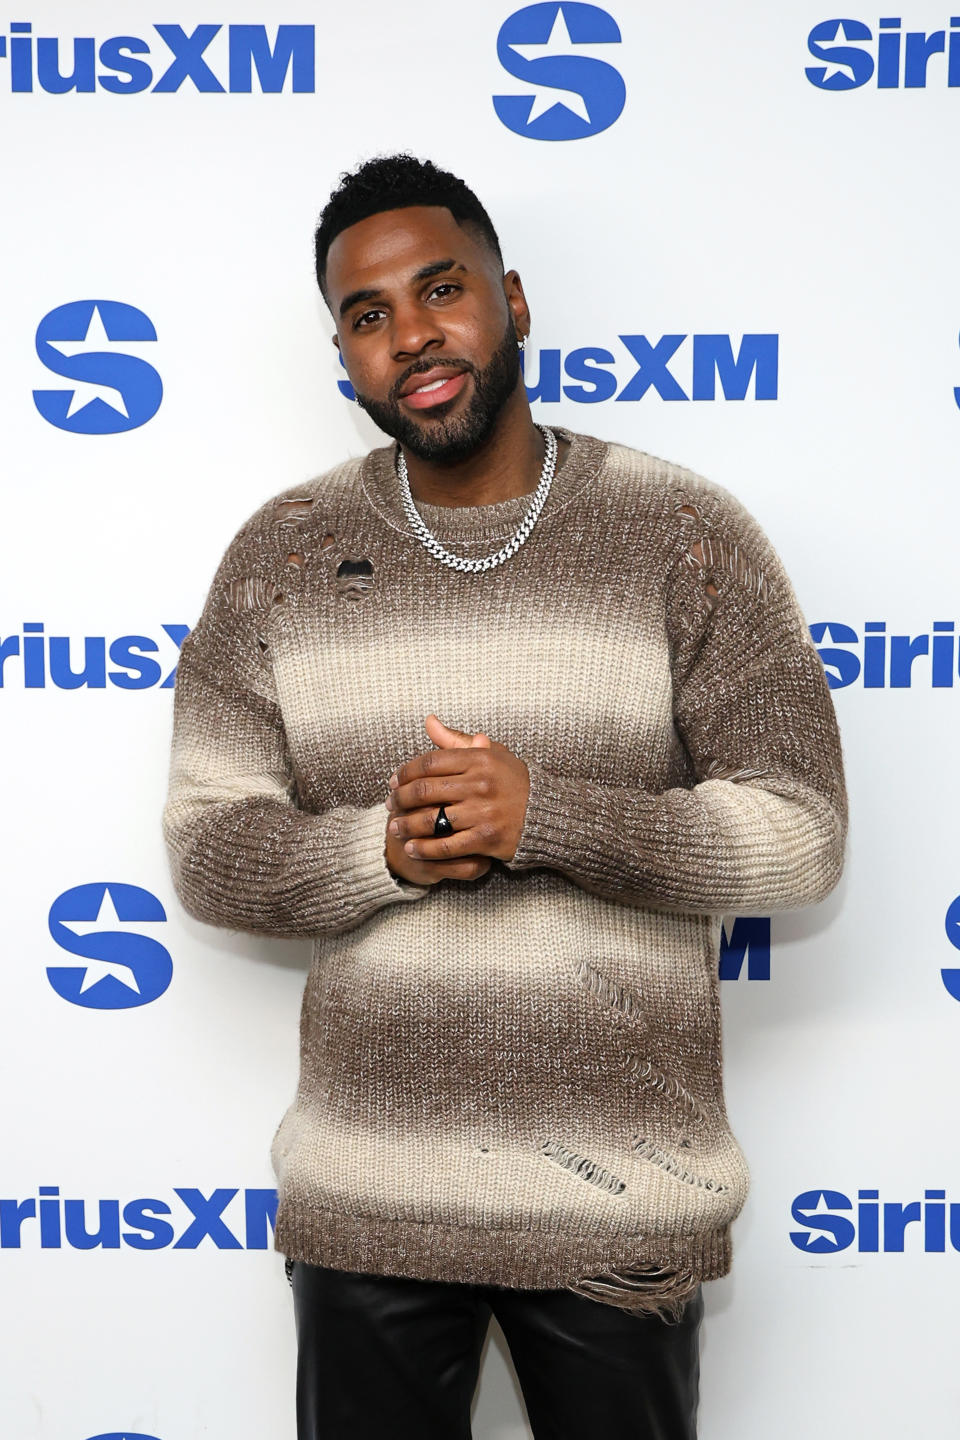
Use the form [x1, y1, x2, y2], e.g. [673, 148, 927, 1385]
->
[503, 269, 531, 342]
[332, 333, 341, 351]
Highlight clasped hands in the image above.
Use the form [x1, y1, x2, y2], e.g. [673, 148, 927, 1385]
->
[384, 714, 530, 887]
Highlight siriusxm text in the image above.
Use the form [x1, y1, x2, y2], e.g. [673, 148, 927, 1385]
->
[791, 1189, 960, 1252]
[807, 17, 960, 88]
[0, 624, 187, 689]
[812, 622, 960, 688]
[0, 1187, 278, 1250]
[719, 918, 770, 981]
[338, 335, 779, 405]
[0, 23, 314, 93]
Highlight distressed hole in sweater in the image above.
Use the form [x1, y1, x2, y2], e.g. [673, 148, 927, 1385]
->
[226, 576, 283, 613]
[677, 502, 771, 604]
[684, 532, 770, 604]
[575, 958, 644, 1024]
[703, 757, 772, 784]
[566, 1264, 699, 1321]
[336, 557, 375, 601]
[287, 552, 304, 567]
[541, 1138, 627, 1196]
[685, 539, 719, 602]
[321, 532, 336, 551]
[275, 497, 316, 519]
[632, 1136, 726, 1193]
[621, 1055, 705, 1125]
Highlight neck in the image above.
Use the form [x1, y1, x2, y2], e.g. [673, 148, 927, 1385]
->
[399, 388, 547, 509]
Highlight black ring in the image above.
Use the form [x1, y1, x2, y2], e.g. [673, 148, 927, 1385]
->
[433, 804, 454, 837]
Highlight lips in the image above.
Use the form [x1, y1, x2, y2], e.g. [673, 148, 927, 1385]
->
[400, 368, 469, 411]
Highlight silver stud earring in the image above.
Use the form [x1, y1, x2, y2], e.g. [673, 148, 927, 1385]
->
[518, 336, 526, 353]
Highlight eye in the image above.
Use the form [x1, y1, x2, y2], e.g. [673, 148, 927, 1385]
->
[354, 308, 386, 330]
[428, 282, 461, 301]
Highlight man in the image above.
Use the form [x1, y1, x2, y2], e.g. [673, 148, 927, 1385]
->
[163, 154, 847, 1438]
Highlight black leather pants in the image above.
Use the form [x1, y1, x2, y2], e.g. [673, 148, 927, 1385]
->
[290, 1258, 703, 1439]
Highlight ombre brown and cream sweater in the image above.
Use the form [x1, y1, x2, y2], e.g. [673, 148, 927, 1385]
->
[163, 425, 847, 1314]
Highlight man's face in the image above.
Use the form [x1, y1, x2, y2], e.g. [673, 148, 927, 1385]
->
[325, 205, 527, 463]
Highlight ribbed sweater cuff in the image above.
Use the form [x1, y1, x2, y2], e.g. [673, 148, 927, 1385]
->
[505, 758, 623, 876]
[337, 802, 432, 913]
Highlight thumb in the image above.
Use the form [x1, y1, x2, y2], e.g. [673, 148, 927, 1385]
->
[424, 713, 490, 749]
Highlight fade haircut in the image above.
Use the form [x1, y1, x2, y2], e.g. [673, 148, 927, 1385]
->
[314, 153, 504, 301]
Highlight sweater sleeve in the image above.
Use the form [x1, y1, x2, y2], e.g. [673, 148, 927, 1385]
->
[503, 483, 848, 915]
[162, 514, 429, 938]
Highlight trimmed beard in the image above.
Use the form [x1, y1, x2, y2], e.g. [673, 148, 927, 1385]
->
[353, 314, 521, 463]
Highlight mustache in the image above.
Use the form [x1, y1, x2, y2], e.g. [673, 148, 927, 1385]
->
[390, 358, 476, 403]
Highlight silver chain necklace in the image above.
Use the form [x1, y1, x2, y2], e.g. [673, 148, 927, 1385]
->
[395, 423, 558, 573]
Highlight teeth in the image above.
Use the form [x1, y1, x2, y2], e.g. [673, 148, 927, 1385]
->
[414, 376, 454, 393]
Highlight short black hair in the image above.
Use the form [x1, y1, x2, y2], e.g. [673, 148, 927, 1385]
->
[314, 153, 503, 300]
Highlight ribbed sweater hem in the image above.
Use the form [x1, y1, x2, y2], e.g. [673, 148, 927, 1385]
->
[273, 1202, 731, 1291]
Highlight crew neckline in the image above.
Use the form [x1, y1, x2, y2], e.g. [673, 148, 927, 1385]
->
[358, 425, 608, 546]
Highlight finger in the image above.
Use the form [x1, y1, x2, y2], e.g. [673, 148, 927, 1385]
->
[387, 802, 475, 841]
[388, 748, 485, 790]
[419, 856, 492, 880]
[402, 827, 495, 862]
[390, 774, 473, 813]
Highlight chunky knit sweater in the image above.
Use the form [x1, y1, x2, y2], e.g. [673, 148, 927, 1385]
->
[163, 425, 847, 1315]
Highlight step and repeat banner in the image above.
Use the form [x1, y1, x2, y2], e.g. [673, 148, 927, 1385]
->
[2, 2, 958, 1436]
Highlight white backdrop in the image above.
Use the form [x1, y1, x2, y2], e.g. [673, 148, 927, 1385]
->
[3, 2, 959, 1436]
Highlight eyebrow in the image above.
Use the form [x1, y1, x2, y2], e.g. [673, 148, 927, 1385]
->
[338, 259, 467, 319]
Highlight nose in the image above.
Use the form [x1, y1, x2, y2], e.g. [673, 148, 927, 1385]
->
[390, 300, 445, 362]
